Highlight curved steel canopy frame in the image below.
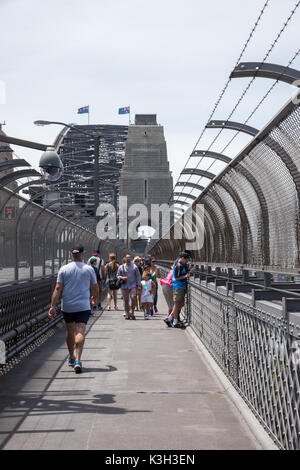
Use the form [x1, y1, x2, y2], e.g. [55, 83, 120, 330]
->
[0, 159, 31, 172]
[173, 192, 197, 201]
[205, 120, 259, 136]
[230, 62, 300, 85]
[190, 150, 231, 164]
[0, 169, 41, 187]
[180, 168, 216, 180]
[176, 181, 205, 191]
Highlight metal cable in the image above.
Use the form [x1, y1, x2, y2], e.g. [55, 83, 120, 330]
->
[173, 0, 300, 211]
[170, 0, 270, 205]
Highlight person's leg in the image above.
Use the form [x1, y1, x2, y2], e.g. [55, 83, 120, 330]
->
[74, 322, 87, 361]
[142, 302, 146, 318]
[122, 289, 130, 318]
[162, 285, 173, 317]
[154, 281, 158, 312]
[168, 290, 184, 323]
[65, 321, 76, 359]
[98, 281, 103, 307]
[130, 288, 136, 318]
[138, 290, 142, 310]
[169, 301, 181, 320]
[107, 288, 112, 310]
[113, 289, 118, 309]
[144, 302, 150, 319]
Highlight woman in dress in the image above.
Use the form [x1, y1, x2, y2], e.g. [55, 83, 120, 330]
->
[105, 253, 120, 311]
[149, 258, 161, 314]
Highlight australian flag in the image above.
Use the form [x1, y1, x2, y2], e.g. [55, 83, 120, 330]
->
[118, 106, 130, 115]
[78, 105, 89, 114]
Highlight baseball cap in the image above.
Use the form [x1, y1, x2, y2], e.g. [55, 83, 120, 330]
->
[90, 256, 97, 264]
[71, 245, 84, 255]
[92, 249, 100, 255]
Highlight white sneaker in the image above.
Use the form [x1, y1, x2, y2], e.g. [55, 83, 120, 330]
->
[123, 312, 126, 317]
[144, 313, 150, 320]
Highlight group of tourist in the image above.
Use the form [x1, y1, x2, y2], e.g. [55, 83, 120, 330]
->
[104, 252, 161, 320]
[48, 244, 194, 374]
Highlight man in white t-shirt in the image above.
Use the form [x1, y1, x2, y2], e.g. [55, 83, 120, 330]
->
[87, 249, 105, 309]
[48, 244, 98, 374]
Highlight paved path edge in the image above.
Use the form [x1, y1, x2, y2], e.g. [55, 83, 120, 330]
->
[186, 326, 279, 450]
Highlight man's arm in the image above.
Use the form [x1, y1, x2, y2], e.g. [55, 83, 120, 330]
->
[90, 283, 99, 308]
[117, 265, 127, 280]
[136, 266, 142, 286]
[48, 282, 63, 319]
[100, 259, 106, 279]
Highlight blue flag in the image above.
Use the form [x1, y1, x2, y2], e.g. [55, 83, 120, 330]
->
[78, 105, 89, 114]
[118, 106, 130, 115]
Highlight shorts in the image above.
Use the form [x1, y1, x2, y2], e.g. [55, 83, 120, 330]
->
[63, 310, 91, 324]
[162, 284, 174, 310]
[173, 289, 186, 304]
[122, 287, 137, 302]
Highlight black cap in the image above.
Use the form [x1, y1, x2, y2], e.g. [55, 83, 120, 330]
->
[71, 244, 84, 255]
[179, 252, 189, 259]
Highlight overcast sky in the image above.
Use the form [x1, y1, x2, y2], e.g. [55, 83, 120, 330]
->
[0, 0, 300, 193]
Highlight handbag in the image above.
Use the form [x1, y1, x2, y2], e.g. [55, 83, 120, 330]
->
[107, 263, 124, 290]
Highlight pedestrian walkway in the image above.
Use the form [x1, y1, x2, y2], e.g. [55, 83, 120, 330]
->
[0, 286, 262, 450]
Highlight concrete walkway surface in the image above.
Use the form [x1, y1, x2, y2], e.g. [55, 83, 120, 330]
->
[0, 285, 262, 450]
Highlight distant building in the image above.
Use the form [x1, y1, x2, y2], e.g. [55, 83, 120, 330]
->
[119, 115, 173, 249]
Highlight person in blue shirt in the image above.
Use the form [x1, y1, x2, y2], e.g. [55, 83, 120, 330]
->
[48, 245, 99, 373]
[164, 252, 193, 328]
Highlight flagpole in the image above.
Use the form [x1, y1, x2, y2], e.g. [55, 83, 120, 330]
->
[129, 105, 131, 125]
[88, 104, 90, 125]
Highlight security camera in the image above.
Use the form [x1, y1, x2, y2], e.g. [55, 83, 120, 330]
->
[39, 147, 63, 182]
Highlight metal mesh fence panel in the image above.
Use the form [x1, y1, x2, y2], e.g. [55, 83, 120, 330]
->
[150, 98, 300, 274]
[187, 276, 300, 450]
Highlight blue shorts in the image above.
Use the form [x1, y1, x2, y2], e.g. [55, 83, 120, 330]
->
[62, 310, 91, 324]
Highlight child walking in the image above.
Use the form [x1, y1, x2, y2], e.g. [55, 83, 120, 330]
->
[141, 271, 155, 320]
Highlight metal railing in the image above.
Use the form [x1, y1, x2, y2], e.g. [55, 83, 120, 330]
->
[0, 277, 61, 362]
[0, 184, 127, 367]
[182, 264, 300, 450]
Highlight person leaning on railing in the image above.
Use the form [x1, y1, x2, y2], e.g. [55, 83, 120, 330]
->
[164, 252, 194, 329]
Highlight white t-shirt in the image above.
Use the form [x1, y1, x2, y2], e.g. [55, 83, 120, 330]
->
[141, 279, 153, 303]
